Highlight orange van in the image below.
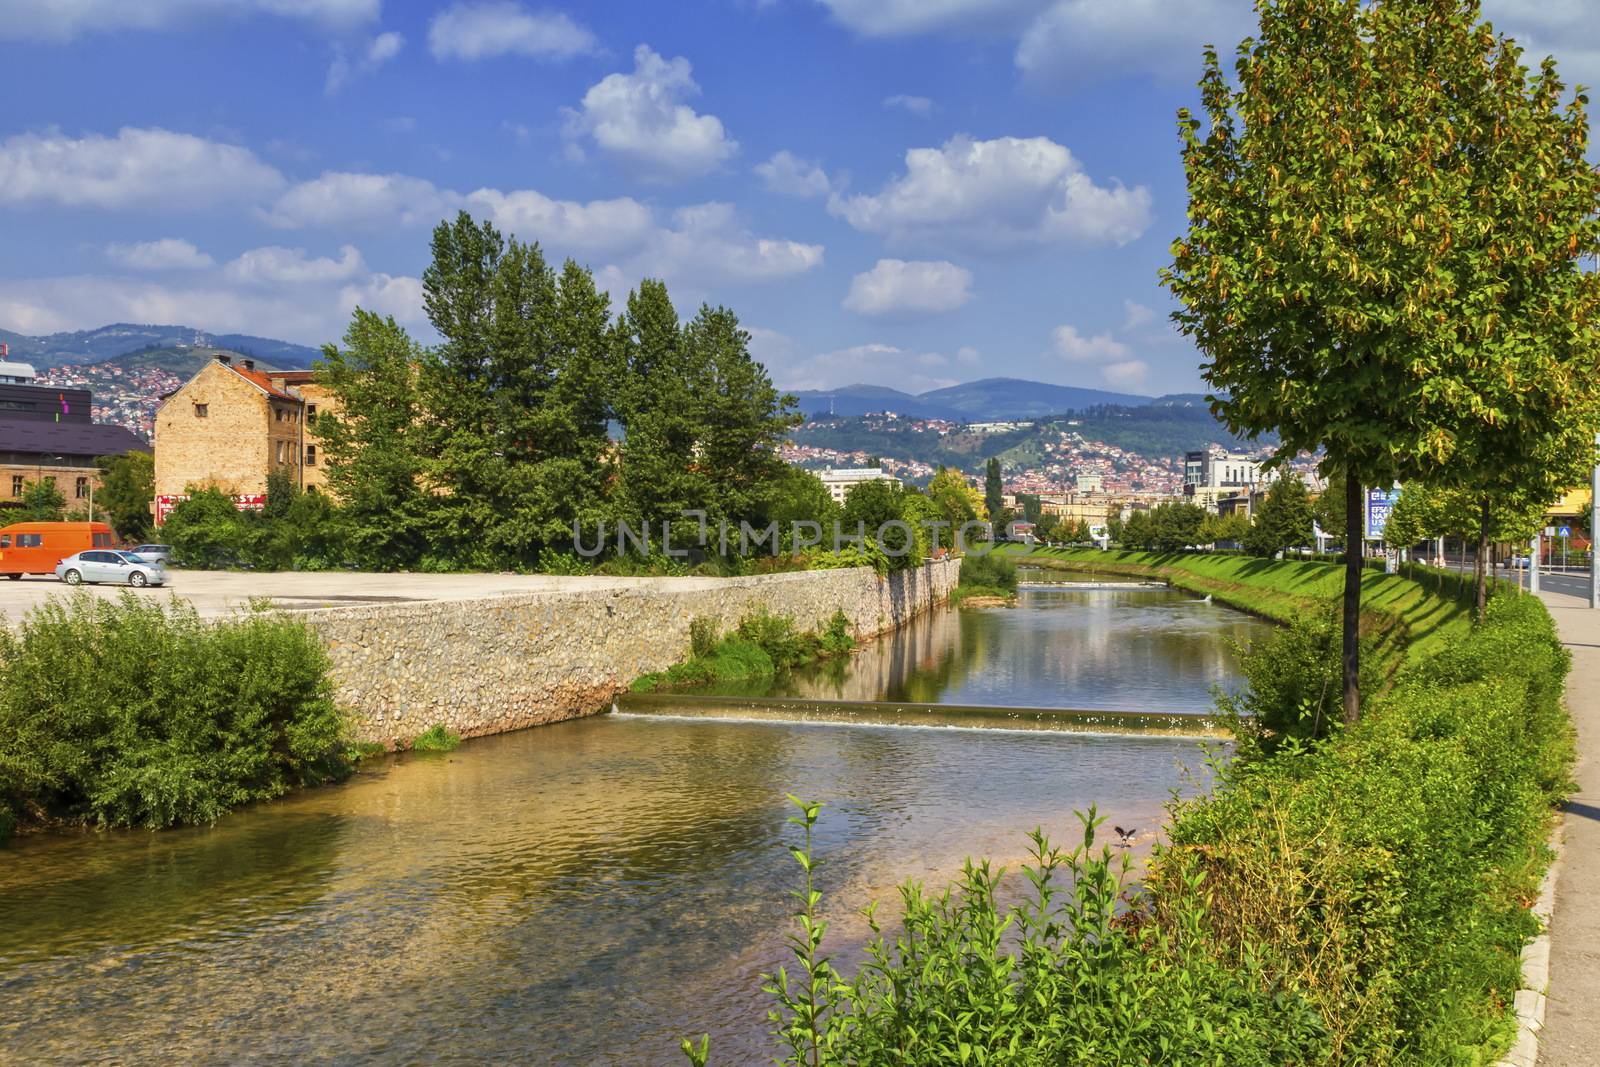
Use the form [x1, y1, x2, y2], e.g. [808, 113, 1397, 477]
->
[0, 521, 117, 579]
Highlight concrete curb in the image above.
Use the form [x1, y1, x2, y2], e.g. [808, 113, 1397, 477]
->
[1495, 818, 1565, 1067]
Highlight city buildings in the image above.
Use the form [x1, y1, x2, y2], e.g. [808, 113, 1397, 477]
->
[152, 356, 331, 521]
[818, 466, 900, 505]
[0, 360, 149, 517]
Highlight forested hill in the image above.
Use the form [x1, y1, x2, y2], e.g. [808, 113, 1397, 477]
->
[792, 403, 1271, 472]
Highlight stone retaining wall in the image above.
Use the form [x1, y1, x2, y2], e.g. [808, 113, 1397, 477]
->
[297, 559, 961, 746]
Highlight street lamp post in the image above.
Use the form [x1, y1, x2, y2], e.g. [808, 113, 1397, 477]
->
[1593, 431, 1600, 609]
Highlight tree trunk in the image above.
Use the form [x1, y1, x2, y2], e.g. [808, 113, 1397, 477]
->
[1343, 476, 1362, 726]
[1475, 496, 1490, 623]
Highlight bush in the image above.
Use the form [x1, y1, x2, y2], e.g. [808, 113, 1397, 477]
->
[410, 724, 461, 752]
[0, 592, 349, 835]
[957, 549, 1018, 593]
[819, 610, 854, 656]
[633, 610, 854, 693]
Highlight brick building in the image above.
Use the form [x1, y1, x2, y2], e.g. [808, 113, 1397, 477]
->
[153, 356, 333, 521]
[0, 360, 148, 517]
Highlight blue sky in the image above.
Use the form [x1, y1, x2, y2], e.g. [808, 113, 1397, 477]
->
[1, 1, 1594, 396]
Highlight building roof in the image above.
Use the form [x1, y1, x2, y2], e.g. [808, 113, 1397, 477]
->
[227, 362, 298, 401]
[0, 420, 150, 458]
[271, 370, 318, 386]
[0, 360, 36, 381]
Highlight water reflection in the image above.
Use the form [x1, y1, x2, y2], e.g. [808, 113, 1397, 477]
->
[759, 581, 1270, 713]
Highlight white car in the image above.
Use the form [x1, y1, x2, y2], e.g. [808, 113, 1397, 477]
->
[55, 550, 168, 587]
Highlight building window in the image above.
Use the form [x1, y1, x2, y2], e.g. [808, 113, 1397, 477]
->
[276, 440, 287, 464]
[194, 403, 209, 417]
[10, 475, 20, 497]
[43, 476, 55, 489]
[75, 476, 89, 499]
[307, 404, 318, 420]
[305, 444, 317, 466]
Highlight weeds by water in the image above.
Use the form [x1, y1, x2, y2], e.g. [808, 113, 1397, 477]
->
[410, 724, 461, 753]
[632, 611, 856, 693]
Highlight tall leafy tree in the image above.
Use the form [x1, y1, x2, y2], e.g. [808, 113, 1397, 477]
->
[983, 458, 1004, 527]
[315, 311, 430, 569]
[1163, 0, 1600, 722]
[1245, 476, 1315, 558]
[94, 451, 154, 540]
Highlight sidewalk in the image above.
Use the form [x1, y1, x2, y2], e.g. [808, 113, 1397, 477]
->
[1533, 586, 1600, 1066]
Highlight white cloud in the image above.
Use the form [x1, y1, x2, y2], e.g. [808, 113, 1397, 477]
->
[1052, 323, 1130, 362]
[104, 238, 215, 271]
[817, 0, 1043, 37]
[1102, 359, 1148, 389]
[327, 30, 405, 95]
[601, 202, 823, 290]
[843, 258, 973, 316]
[0, 127, 285, 210]
[777, 341, 959, 393]
[755, 150, 832, 197]
[428, 2, 597, 61]
[883, 93, 934, 116]
[262, 171, 456, 229]
[224, 244, 367, 285]
[1121, 299, 1155, 330]
[565, 45, 738, 181]
[830, 134, 1152, 251]
[1015, 0, 1252, 87]
[462, 188, 656, 254]
[0, 235, 429, 346]
[0, 0, 379, 41]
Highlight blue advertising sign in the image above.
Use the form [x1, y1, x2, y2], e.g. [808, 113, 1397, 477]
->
[1366, 486, 1400, 540]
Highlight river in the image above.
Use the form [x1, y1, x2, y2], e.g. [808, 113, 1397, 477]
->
[0, 574, 1269, 1065]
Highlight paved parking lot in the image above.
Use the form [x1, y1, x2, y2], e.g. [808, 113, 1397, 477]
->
[0, 568, 730, 620]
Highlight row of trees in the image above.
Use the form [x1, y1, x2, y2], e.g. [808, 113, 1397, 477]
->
[1114, 476, 1314, 557]
[199, 212, 818, 571]
[1164, 0, 1600, 720]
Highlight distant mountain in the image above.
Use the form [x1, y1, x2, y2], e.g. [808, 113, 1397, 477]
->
[94, 344, 298, 380]
[787, 377, 1152, 422]
[0, 323, 319, 369]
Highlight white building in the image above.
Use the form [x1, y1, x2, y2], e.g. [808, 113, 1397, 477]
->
[1075, 473, 1103, 493]
[0, 361, 36, 385]
[819, 466, 900, 505]
[1183, 448, 1261, 493]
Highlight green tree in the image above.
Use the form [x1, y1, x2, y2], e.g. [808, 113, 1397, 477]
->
[983, 457, 1004, 527]
[14, 479, 65, 522]
[1311, 466, 1346, 544]
[762, 465, 838, 551]
[1245, 476, 1315, 558]
[1163, 0, 1600, 721]
[315, 311, 431, 569]
[926, 466, 982, 549]
[161, 488, 247, 567]
[94, 451, 154, 540]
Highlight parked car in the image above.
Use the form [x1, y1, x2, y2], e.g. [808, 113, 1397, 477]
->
[0, 521, 117, 579]
[55, 550, 168, 587]
[131, 543, 174, 565]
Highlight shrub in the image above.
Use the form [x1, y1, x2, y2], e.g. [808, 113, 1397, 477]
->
[410, 724, 461, 752]
[957, 549, 1018, 593]
[819, 611, 854, 656]
[689, 616, 720, 659]
[0, 592, 349, 835]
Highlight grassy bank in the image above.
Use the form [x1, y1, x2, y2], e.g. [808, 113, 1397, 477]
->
[630, 610, 856, 693]
[1004, 545, 1482, 665]
[0, 593, 352, 844]
[949, 549, 1020, 605]
[689, 557, 1572, 1066]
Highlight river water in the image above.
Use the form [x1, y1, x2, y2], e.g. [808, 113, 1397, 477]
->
[0, 577, 1269, 1065]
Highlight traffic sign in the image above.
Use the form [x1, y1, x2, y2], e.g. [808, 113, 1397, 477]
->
[1559, 525, 1572, 538]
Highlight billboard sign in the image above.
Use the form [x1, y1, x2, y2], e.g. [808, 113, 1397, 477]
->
[155, 493, 268, 526]
[1366, 486, 1400, 541]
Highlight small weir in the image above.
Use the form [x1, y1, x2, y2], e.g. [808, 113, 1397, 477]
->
[614, 692, 1229, 738]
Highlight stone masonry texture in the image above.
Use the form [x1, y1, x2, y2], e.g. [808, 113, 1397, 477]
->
[298, 560, 962, 746]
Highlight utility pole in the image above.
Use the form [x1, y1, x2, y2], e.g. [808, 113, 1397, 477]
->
[1531, 530, 1540, 594]
[1593, 431, 1600, 609]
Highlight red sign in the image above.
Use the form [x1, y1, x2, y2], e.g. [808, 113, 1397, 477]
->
[155, 493, 269, 525]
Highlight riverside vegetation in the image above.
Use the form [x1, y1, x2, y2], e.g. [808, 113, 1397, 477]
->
[948, 550, 1019, 605]
[685, 555, 1572, 1065]
[630, 610, 857, 693]
[0, 593, 351, 844]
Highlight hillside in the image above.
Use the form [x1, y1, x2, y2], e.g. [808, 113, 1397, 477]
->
[787, 376, 1153, 422]
[0, 323, 319, 369]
